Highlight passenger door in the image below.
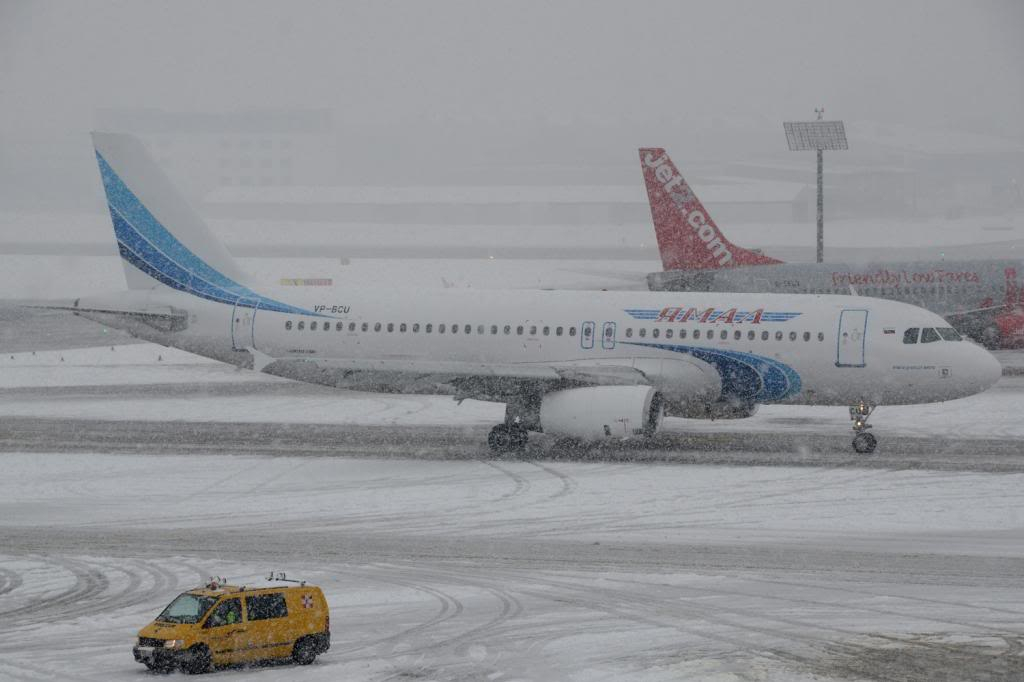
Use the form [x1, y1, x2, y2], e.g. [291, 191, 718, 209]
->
[231, 298, 259, 350]
[836, 309, 868, 367]
[202, 598, 247, 665]
[580, 321, 596, 350]
[601, 321, 617, 350]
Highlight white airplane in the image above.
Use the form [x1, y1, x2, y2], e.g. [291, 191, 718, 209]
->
[44, 134, 1001, 454]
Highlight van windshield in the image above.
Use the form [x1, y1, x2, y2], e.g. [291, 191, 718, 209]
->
[157, 593, 218, 624]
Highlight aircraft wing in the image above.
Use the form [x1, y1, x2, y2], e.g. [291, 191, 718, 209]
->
[942, 304, 1007, 325]
[22, 301, 189, 332]
[258, 356, 651, 398]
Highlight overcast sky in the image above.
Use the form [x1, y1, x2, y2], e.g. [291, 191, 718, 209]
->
[3, 0, 1021, 133]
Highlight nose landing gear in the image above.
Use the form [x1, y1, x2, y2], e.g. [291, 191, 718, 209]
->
[849, 400, 877, 454]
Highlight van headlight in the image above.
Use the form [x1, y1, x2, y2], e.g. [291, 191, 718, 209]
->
[163, 639, 184, 649]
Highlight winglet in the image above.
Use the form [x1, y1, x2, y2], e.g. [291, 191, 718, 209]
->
[639, 148, 784, 271]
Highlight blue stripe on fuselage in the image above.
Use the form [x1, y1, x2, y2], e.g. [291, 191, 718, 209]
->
[622, 341, 802, 402]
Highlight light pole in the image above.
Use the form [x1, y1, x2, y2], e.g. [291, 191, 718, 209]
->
[784, 111, 848, 263]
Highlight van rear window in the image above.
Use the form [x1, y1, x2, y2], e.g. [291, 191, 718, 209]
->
[246, 593, 288, 621]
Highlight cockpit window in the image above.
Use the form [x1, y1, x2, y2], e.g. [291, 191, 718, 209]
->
[920, 327, 940, 343]
[936, 327, 962, 341]
[903, 328, 919, 344]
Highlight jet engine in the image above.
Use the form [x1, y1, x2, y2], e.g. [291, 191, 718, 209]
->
[540, 386, 663, 440]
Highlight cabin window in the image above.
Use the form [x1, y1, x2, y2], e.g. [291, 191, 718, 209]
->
[903, 328, 919, 344]
[412, 323, 420, 333]
[385, 323, 393, 333]
[310, 321, 318, 331]
[374, 322, 381, 332]
[650, 328, 658, 339]
[504, 325, 511, 335]
[297, 321, 305, 331]
[336, 322, 344, 331]
[625, 328, 633, 338]
[466, 325, 473, 334]
[477, 325, 484, 335]
[361, 322, 368, 332]
[543, 326, 550, 336]
[439, 324, 446, 334]
[679, 329, 687, 339]
[775, 331, 783, 341]
[491, 325, 498, 335]
[569, 327, 577, 337]
[762, 331, 769, 341]
[529, 326, 537, 336]
[451, 324, 458, 334]
[556, 327, 563, 336]
[748, 330, 755, 340]
[324, 322, 330, 332]
[400, 323, 407, 333]
[425, 324, 433, 333]
[803, 332, 811, 341]
[639, 328, 647, 338]
[921, 327, 940, 343]
[693, 329, 701, 339]
[517, 326, 524, 335]
[665, 329, 674, 339]
[720, 330, 728, 340]
[818, 332, 825, 341]
[285, 321, 292, 330]
[789, 331, 797, 341]
[734, 330, 742, 340]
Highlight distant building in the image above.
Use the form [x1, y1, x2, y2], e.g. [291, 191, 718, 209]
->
[93, 108, 336, 200]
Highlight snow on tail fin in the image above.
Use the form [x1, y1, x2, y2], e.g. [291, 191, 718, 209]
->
[92, 132, 250, 290]
[639, 148, 783, 271]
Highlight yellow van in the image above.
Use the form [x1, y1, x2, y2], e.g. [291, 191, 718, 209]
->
[132, 577, 330, 673]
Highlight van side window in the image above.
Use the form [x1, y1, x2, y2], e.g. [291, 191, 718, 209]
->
[903, 328, 919, 344]
[245, 593, 288, 621]
[204, 598, 242, 628]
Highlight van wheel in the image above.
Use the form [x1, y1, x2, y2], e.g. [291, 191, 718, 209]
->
[292, 637, 317, 665]
[181, 644, 211, 675]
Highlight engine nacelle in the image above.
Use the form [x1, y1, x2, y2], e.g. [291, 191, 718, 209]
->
[540, 386, 663, 440]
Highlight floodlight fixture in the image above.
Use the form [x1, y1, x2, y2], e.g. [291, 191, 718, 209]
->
[783, 114, 848, 263]
[784, 121, 848, 152]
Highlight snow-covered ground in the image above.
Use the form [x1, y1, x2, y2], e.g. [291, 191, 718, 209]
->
[3, 345, 1024, 680]
[2, 451, 1024, 681]
[2, 344, 1023, 441]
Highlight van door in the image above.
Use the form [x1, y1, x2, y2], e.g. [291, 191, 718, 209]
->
[241, 592, 293, 662]
[202, 598, 247, 665]
[231, 298, 259, 350]
[836, 309, 868, 367]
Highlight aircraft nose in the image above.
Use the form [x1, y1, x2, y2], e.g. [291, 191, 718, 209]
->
[969, 343, 1002, 393]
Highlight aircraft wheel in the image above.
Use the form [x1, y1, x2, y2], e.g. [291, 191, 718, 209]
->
[508, 425, 529, 451]
[852, 432, 877, 454]
[488, 424, 511, 452]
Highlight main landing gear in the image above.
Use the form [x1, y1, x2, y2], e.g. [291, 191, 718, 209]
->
[849, 400, 877, 454]
[488, 422, 528, 453]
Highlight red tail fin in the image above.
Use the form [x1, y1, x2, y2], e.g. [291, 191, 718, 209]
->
[639, 148, 784, 270]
